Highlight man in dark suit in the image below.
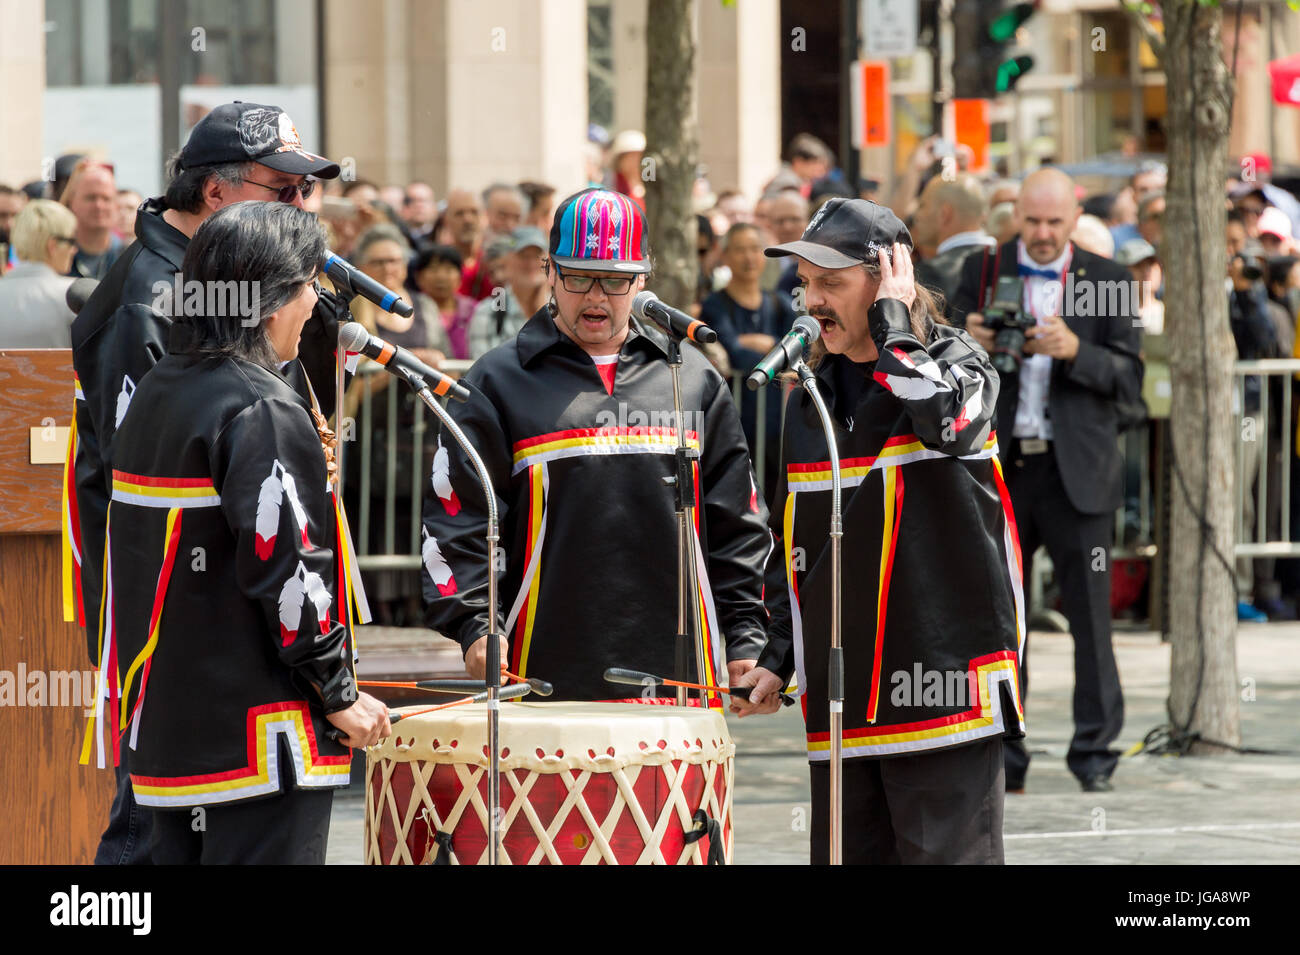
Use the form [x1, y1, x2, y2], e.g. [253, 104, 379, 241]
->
[950, 168, 1143, 793]
[913, 172, 993, 313]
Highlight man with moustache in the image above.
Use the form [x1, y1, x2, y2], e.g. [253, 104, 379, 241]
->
[950, 168, 1142, 793]
[421, 188, 771, 703]
[733, 199, 1024, 864]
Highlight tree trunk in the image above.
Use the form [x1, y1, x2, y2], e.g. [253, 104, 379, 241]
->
[1160, 0, 1241, 754]
[643, 0, 698, 309]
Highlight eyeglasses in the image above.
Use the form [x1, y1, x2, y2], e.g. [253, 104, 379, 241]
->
[244, 177, 316, 204]
[52, 235, 78, 246]
[554, 265, 634, 296]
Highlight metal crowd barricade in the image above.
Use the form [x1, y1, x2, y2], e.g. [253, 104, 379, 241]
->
[1233, 359, 1300, 560]
[352, 356, 1300, 617]
[348, 359, 473, 572]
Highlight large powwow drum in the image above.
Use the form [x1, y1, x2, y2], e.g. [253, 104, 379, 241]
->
[365, 701, 734, 864]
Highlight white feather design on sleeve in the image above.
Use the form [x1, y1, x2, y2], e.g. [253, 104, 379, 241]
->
[430, 436, 461, 515]
[303, 567, 332, 634]
[277, 563, 307, 646]
[114, 375, 136, 431]
[255, 462, 284, 560]
[421, 526, 457, 596]
[279, 465, 312, 548]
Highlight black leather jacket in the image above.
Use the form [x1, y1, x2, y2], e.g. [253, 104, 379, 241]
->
[758, 299, 1024, 760]
[421, 308, 773, 702]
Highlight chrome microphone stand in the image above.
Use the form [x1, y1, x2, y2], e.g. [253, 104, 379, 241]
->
[400, 368, 504, 865]
[664, 336, 709, 706]
[793, 359, 844, 866]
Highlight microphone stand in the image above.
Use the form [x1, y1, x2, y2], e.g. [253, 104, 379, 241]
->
[398, 367, 504, 865]
[793, 358, 843, 866]
[663, 336, 708, 706]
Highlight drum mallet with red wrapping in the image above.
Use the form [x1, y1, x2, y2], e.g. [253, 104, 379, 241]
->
[604, 667, 796, 707]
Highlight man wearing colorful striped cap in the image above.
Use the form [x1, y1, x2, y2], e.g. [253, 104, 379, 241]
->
[421, 188, 773, 704]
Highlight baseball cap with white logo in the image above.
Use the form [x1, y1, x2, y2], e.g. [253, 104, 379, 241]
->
[180, 101, 340, 179]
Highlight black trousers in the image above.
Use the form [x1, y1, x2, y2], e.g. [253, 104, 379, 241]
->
[94, 747, 154, 865]
[808, 737, 1005, 864]
[1004, 443, 1124, 785]
[150, 784, 334, 864]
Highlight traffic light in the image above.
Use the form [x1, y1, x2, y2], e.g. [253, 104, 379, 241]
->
[952, 0, 1038, 99]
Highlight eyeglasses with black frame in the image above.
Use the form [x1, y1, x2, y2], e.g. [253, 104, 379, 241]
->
[553, 263, 635, 296]
[243, 176, 316, 204]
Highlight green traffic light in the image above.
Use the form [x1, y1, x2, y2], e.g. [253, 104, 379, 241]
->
[988, 2, 1036, 44]
[996, 54, 1035, 93]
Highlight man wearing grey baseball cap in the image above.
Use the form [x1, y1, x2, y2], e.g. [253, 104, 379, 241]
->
[731, 198, 1026, 865]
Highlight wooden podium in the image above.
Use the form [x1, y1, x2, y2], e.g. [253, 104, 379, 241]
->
[0, 350, 114, 863]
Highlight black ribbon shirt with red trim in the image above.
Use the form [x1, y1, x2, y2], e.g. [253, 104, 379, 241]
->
[92, 352, 356, 808]
[421, 307, 773, 703]
[758, 298, 1026, 761]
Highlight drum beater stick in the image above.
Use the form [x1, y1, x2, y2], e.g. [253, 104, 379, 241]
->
[400, 367, 506, 865]
[794, 359, 843, 866]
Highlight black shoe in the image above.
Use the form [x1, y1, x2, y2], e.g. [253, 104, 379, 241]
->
[1005, 777, 1025, 794]
[1079, 774, 1113, 793]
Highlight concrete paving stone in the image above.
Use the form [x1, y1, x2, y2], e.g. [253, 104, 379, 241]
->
[328, 625, 1300, 865]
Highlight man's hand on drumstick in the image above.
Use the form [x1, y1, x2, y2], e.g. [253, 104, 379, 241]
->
[465, 634, 510, 682]
[727, 658, 757, 686]
[326, 691, 392, 748]
[728, 666, 785, 717]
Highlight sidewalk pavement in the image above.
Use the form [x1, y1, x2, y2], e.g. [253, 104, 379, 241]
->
[327, 624, 1300, 864]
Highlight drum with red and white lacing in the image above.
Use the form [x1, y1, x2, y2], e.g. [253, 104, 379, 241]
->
[364, 701, 734, 865]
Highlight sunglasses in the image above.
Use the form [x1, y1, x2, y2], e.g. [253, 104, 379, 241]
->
[554, 264, 634, 296]
[245, 176, 316, 204]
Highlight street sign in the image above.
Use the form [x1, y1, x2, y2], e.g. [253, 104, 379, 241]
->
[1269, 53, 1300, 107]
[852, 61, 892, 149]
[952, 98, 990, 173]
[861, 0, 918, 59]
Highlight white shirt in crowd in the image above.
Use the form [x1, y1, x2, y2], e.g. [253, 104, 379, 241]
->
[1013, 240, 1073, 442]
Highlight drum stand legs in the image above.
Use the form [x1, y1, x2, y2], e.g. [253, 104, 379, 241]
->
[403, 369, 505, 865]
[795, 360, 843, 866]
[666, 338, 709, 706]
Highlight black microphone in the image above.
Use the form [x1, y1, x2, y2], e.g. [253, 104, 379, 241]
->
[66, 278, 99, 315]
[322, 249, 414, 317]
[631, 291, 717, 345]
[745, 315, 821, 391]
[337, 322, 470, 403]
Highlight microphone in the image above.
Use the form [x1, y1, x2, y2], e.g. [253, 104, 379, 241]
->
[66, 278, 99, 315]
[337, 322, 471, 403]
[322, 249, 414, 317]
[745, 315, 821, 391]
[631, 291, 717, 345]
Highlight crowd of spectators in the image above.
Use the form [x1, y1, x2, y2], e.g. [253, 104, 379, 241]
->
[6, 128, 1300, 627]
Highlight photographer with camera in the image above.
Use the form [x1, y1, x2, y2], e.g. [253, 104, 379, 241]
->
[950, 168, 1143, 793]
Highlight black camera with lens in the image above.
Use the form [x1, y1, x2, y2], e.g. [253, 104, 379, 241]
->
[982, 275, 1034, 376]
[1234, 239, 1267, 283]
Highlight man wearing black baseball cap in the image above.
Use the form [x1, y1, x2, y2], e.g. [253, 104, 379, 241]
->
[731, 198, 1026, 865]
[67, 101, 348, 865]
